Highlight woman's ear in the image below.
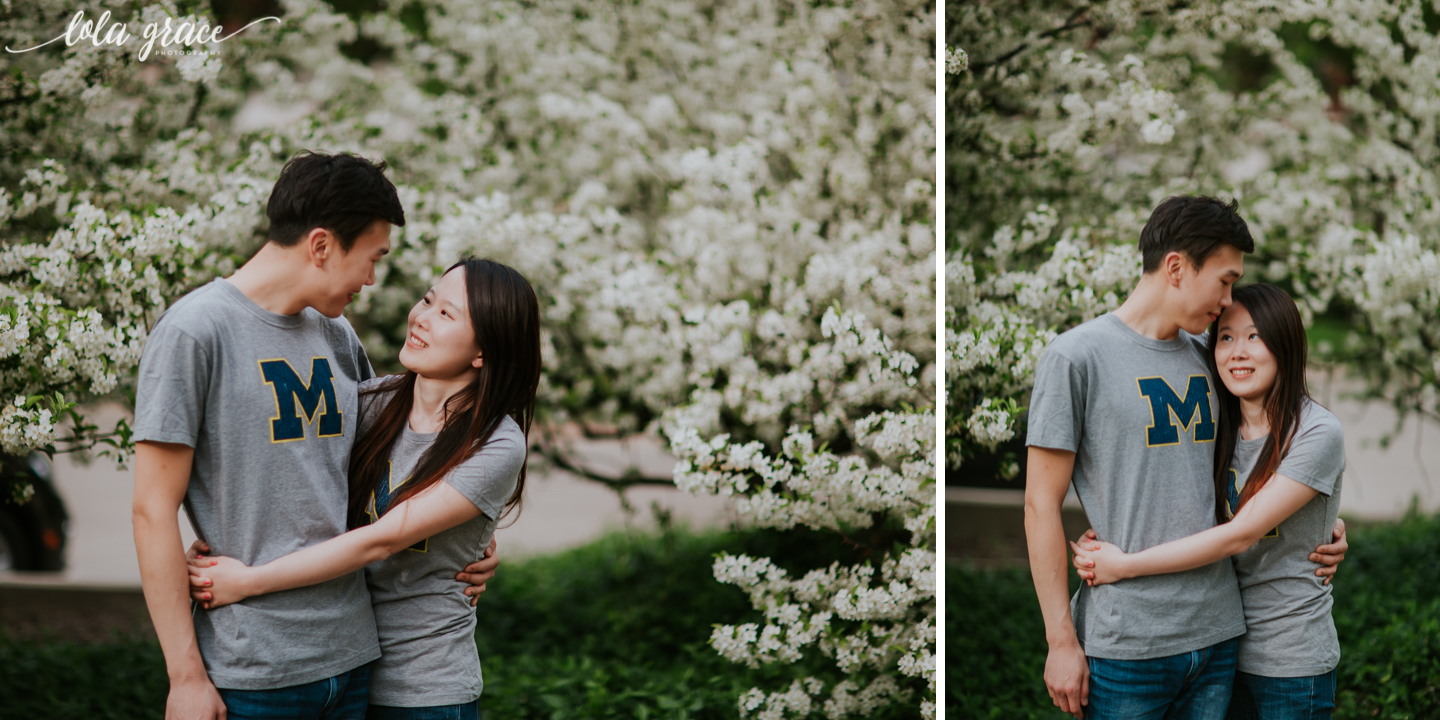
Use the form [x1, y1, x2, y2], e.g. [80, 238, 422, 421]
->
[472, 353, 484, 369]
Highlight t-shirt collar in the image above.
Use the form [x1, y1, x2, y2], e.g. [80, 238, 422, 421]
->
[215, 277, 309, 329]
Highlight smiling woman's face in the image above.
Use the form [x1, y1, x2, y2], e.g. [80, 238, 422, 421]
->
[398, 266, 482, 380]
[1214, 302, 1277, 402]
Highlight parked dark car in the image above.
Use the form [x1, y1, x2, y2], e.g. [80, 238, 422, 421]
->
[0, 454, 68, 571]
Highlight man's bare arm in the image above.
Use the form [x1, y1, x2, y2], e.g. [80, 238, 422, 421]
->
[1024, 445, 1088, 719]
[133, 441, 226, 720]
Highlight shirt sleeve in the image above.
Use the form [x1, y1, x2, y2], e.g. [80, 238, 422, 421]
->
[444, 421, 527, 520]
[354, 333, 374, 382]
[1025, 347, 1085, 453]
[356, 377, 397, 439]
[131, 322, 212, 447]
[331, 315, 374, 382]
[1277, 415, 1345, 496]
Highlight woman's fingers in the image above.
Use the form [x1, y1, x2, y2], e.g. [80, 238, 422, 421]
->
[185, 540, 212, 564]
[1068, 541, 1097, 561]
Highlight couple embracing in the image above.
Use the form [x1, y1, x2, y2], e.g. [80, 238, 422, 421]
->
[1025, 196, 1350, 719]
[131, 152, 540, 719]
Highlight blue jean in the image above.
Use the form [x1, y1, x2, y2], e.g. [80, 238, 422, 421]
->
[1085, 637, 1240, 720]
[366, 701, 480, 720]
[1226, 669, 1336, 720]
[218, 664, 371, 720]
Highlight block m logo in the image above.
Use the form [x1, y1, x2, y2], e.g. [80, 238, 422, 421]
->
[1136, 375, 1216, 447]
[259, 358, 343, 443]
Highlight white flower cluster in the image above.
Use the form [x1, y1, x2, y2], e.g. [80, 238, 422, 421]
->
[0, 396, 56, 456]
[4, 0, 934, 714]
[670, 377, 934, 717]
[709, 546, 935, 719]
[176, 51, 223, 85]
[949, 0, 1440, 472]
[739, 679, 825, 720]
[965, 398, 1018, 452]
[946, 46, 968, 75]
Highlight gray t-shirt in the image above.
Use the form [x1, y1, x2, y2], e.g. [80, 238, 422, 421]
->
[132, 279, 380, 690]
[1027, 313, 1245, 660]
[357, 376, 526, 707]
[1228, 398, 1344, 677]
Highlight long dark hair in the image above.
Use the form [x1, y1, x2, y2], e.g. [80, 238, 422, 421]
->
[1208, 283, 1310, 524]
[347, 258, 541, 528]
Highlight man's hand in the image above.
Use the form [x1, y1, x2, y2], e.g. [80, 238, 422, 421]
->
[1310, 517, 1348, 585]
[456, 535, 499, 607]
[1045, 641, 1090, 719]
[167, 676, 226, 720]
[135, 442, 224, 720]
[1026, 447, 1088, 719]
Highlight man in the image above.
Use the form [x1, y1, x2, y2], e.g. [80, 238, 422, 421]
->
[1023, 196, 1347, 719]
[132, 152, 499, 719]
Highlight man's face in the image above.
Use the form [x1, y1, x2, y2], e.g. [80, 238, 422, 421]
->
[1175, 244, 1244, 335]
[317, 220, 391, 318]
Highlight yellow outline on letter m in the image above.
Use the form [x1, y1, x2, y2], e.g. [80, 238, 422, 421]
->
[1136, 375, 1216, 447]
[259, 357, 343, 443]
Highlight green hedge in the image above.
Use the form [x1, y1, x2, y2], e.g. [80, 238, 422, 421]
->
[0, 526, 920, 720]
[947, 510, 1440, 719]
[472, 526, 879, 719]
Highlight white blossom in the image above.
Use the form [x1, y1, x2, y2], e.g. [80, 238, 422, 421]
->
[3, 0, 935, 714]
[176, 51, 223, 84]
[950, 1, 1440, 491]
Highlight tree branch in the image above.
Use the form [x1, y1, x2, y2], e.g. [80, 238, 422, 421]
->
[971, 7, 1094, 73]
[534, 444, 676, 489]
[533, 423, 675, 490]
[185, 82, 208, 128]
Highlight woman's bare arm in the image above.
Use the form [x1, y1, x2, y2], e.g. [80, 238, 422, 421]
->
[190, 482, 482, 607]
[1072, 474, 1319, 585]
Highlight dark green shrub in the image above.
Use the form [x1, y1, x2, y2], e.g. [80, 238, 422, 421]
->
[1331, 509, 1440, 719]
[0, 634, 167, 719]
[946, 564, 1075, 719]
[0, 526, 913, 720]
[948, 511, 1440, 720]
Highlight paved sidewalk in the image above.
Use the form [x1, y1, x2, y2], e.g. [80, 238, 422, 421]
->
[0, 406, 731, 590]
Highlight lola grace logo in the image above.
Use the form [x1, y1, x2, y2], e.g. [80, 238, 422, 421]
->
[6, 10, 280, 61]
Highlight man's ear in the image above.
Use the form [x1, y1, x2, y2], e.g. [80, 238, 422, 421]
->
[1163, 251, 1188, 288]
[306, 228, 336, 268]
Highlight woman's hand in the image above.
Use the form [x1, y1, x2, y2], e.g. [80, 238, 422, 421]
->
[1069, 531, 1131, 586]
[185, 541, 256, 609]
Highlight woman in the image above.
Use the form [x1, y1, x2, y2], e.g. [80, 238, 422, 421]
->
[187, 257, 541, 719]
[1071, 283, 1345, 719]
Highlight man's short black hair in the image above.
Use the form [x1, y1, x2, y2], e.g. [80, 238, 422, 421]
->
[1139, 195, 1254, 273]
[266, 152, 406, 251]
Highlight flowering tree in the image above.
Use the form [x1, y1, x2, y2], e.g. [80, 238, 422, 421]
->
[948, 1, 1440, 476]
[2, 0, 934, 715]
